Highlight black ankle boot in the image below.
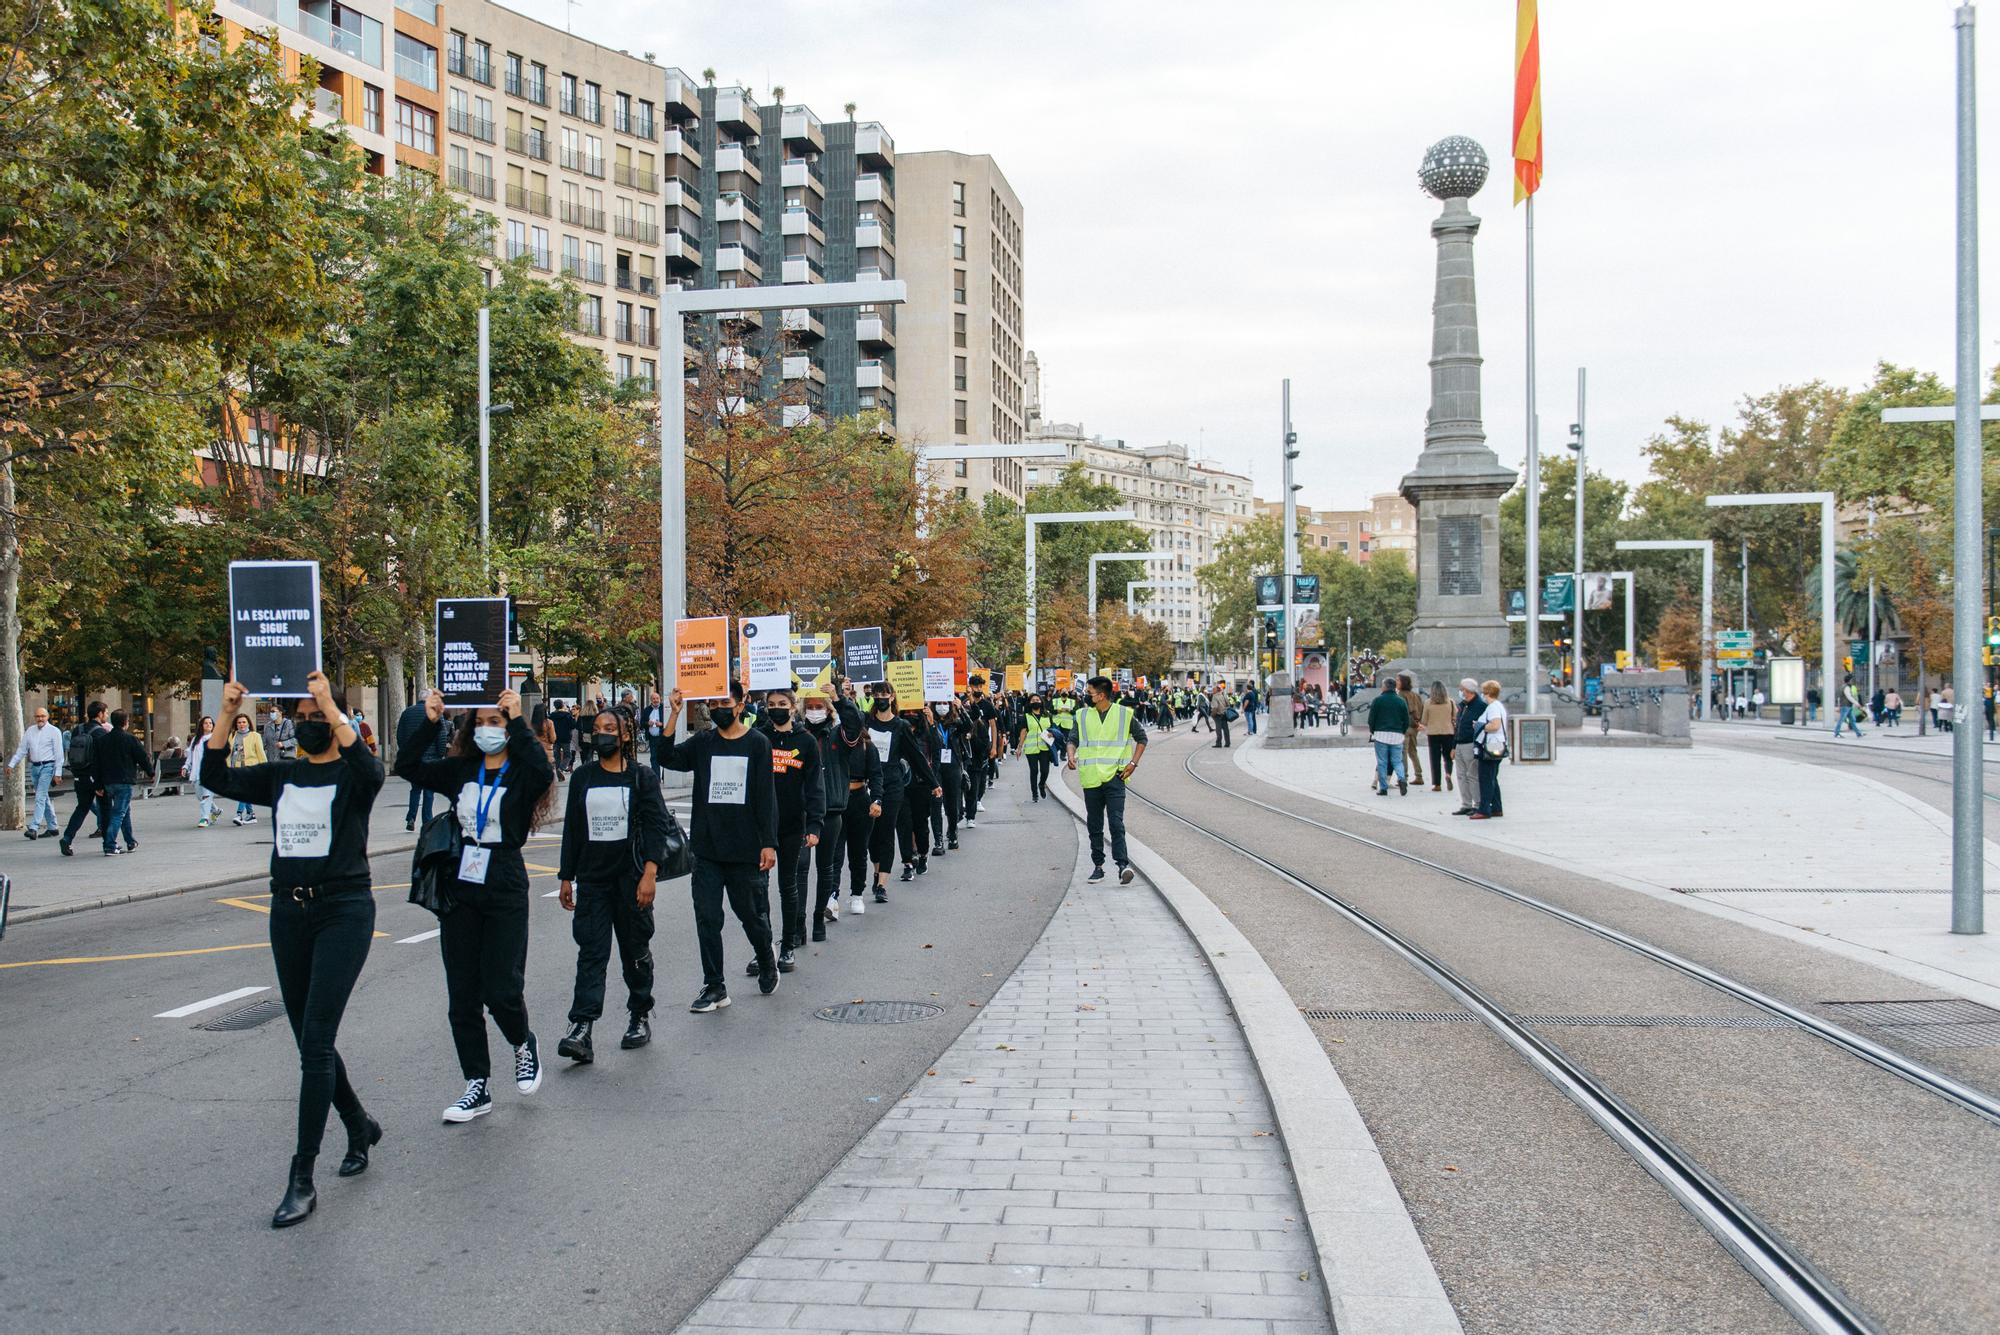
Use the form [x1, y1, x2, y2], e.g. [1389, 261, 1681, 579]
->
[338, 1112, 382, 1177]
[272, 1153, 317, 1228]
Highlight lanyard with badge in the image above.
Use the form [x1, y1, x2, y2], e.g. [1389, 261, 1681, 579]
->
[459, 759, 510, 884]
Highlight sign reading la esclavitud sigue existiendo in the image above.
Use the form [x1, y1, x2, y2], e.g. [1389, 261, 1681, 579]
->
[229, 561, 322, 698]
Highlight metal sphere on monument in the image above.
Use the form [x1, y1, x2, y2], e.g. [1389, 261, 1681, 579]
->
[1418, 136, 1490, 200]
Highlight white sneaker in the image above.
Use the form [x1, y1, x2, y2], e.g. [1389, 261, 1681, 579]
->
[825, 897, 840, 921]
[850, 893, 865, 915]
[964, 818, 977, 828]
[231, 815, 246, 826]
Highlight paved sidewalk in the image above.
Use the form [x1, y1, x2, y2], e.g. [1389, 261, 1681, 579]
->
[1692, 717, 1999, 761]
[674, 826, 1336, 1334]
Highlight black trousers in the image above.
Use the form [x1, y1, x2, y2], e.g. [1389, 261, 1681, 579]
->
[1027, 751, 1053, 797]
[965, 749, 988, 816]
[1477, 755, 1504, 816]
[62, 782, 105, 844]
[568, 875, 655, 1022]
[438, 883, 532, 1082]
[1083, 777, 1130, 869]
[898, 785, 932, 864]
[776, 829, 807, 948]
[1213, 715, 1232, 747]
[270, 888, 373, 1158]
[870, 790, 902, 875]
[812, 809, 846, 921]
[844, 789, 874, 892]
[690, 856, 773, 989]
[931, 763, 962, 843]
[1427, 735, 1455, 786]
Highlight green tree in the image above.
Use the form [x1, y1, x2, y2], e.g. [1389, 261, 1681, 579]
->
[1499, 455, 1633, 669]
[1822, 361, 2000, 530]
[1197, 517, 1413, 666]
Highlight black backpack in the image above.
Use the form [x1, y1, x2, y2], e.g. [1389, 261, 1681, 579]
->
[67, 726, 95, 772]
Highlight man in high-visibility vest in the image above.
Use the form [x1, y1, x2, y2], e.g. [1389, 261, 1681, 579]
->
[1051, 692, 1079, 763]
[1066, 675, 1147, 884]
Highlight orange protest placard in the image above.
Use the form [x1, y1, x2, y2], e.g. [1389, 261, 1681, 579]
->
[1054, 668, 1073, 692]
[675, 616, 731, 699]
[926, 636, 969, 691]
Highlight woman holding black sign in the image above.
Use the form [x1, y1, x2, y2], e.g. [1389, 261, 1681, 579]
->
[397, 688, 556, 1123]
[201, 671, 385, 1229]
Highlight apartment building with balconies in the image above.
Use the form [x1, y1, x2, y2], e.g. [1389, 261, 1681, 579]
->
[896, 151, 1025, 507]
[439, 0, 664, 389]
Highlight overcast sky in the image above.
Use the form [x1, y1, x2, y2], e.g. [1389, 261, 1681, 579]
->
[513, 0, 1994, 511]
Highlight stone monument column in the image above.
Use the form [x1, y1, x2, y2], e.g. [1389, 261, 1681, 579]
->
[1399, 137, 1517, 668]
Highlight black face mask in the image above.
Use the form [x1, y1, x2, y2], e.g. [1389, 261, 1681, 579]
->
[592, 733, 621, 760]
[765, 707, 791, 727]
[294, 719, 334, 754]
[710, 707, 736, 730]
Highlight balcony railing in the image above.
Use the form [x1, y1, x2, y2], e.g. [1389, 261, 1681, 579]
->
[613, 163, 658, 193]
[504, 184, 552, 216]
[571, 310, 604, 337]
[613, 216, 659, 245]
[715, 243, 762, 268]
[559, 147, 605, 178]
[505, 71, 548, 106]
[395, 0, 438, 22]
[291, 7, 379, 65]
[505, 127, 550, 161]
[614, 321, 659, 347]
[560, 91, 603, 124]
[446, 165, 495, 200]
[448, 50, 493, 85]
[506, 241, 553, 270]
[613, 108, 656, 140]
[559, 201, 605, 231]
[615, 270, 659, 295]
[395, 53, 437, 91]
[562, 257, 606, 285]
[311, 86, 343, 120]
[446, 107, 494, 142]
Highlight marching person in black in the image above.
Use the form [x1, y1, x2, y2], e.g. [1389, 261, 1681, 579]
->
[865, 689, 941, 903]
[202, 671, 384, 1229]
[802, 685, 872, 937]
[397, 687, 556, 1124]
[661, 685, 781, 1012]
[897, 701, 939, 880]
[758, 687, 824, 971]
[556, 708, 669, 1064]
[962, 677, 996, 824]
[927, 698, 970, 854]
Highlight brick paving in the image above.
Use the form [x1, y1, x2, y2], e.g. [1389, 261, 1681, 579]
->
[674, 846, 1334, 1335]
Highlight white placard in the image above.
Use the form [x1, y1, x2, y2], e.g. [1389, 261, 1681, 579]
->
[742, 614, 792, 692]
[922, 658, 955, 703]
[585, 785, 630, 841]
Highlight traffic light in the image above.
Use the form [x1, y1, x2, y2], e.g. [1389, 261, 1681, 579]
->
[1987, 615, 2000, 647]
[1843, 655, 1854, 672]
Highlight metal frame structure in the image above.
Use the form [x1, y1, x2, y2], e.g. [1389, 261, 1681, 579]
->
[1026, 510, 1134, 685]
[1703, 493, 1836, 733]
[1617, 539, 1714, 721]
[1087, 551, 1153, 676]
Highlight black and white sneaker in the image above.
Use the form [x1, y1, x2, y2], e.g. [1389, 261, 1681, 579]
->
[690, 985, 730, 1013]
[758, 955, 780, 995]
[777, 948, 797, 973]
[1087, 866, 1106, 883]
[947, 838, 959, 850]
[746, 958, 764, 977]
[899, 865, 915, 882]
[1118, 864, 1135, 885]
[874, 886, 888, 904]
[443, 1079, 492, 1123]
[915, 856, 928, 876]
[513, 1032, 543, 1094]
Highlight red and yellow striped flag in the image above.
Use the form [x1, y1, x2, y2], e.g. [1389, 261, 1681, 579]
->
[1513, 0, 1543, 203]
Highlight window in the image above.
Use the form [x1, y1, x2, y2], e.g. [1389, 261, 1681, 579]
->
[363, 84, 383, 134]
[953, 312, 967, 348]
[394, 33, 437, 91]
[951, 225, 966, 260]
[953, 355, 967, 391]
[953, 460, 968, 478]
[616, 353, 635, 382]
[953, 269, 966, 304]
[954, 399, 968, 435]
[506, 218, 526, 258]
[583, 81, 601, 122]
[951, 180, 965, 217]
[394, 99, 436, 154]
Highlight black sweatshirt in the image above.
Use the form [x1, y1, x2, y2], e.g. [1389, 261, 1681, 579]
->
[762, 724, 826, 839]
[558, 760, 669, 885]
[92, 728, 154, 786]
[202, 735, 384, 892]
[395, 715, 555, 894]
[659, 725, 778, 863]
[864, 714, 937, 800]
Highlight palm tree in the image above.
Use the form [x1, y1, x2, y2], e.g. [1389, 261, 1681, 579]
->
[701, 67, 716, 85]
[844, 101, 857, 120]
[1813, 547, 1897, 636]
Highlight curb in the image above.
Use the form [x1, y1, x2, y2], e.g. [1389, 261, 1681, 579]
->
[1050, 770, 1463, 1335]
[10, 837, 423, 925]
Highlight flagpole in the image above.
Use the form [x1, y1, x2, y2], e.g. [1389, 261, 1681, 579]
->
[1523, 193, 1540, 713]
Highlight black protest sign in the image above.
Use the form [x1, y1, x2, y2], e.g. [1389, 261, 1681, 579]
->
[842, 626, 886, 684]
[229, 561, 322, 698]
[436, 597, 511, 708]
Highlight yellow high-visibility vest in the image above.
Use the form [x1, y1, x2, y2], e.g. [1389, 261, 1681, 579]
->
[1075, 703, 1135, 789]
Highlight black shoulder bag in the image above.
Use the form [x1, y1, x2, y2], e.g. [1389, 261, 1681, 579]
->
[638, 764, 693, 880]
[409, 807, 463, 917]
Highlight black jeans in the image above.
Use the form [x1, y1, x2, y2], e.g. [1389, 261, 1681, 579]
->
[844, 789, 874, 893]
[932, 764, 962, 843]
[690, 856, 773, 989]
[1213, 715, 1232, 747]
[898, 785, 932, 865]
[812, 809, 846, 921]
[775, 829, 807, 948]
[270, 888, 374, 1157]
[1428, 736, 1455, 786]
[1027, 751, 1053, 797]
[62, 782, 106, 845]
[1083, 777, 1129, 869]
[1477, 755, 1504, 816]
[965, 749, 988, 817]
[870, 791, 902, 875]
[438, 884, 532, 1081]
[568, 876, 655, 1022]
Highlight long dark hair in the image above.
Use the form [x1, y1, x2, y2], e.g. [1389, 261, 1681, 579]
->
[449, 709, 559, 831]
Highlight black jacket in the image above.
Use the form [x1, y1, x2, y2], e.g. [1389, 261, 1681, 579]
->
[1453, 696, 1483, 744]
[92, 728, 154, 786]
[864, 715, 938, 800]
[763, 723, 827, 839]
[395, 715, 555, 893]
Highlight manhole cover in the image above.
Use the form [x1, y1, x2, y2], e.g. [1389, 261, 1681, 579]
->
[815, 1001, 947, 1025]
[197, 998, 288, 1032]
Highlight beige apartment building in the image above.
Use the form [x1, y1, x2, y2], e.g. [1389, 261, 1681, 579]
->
[1259, 492, 1418, 564]
[897, 151, 1027, 508]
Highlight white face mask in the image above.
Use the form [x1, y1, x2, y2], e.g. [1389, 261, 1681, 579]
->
[474, 725, 508, 754]
[803, 708, 828, 724]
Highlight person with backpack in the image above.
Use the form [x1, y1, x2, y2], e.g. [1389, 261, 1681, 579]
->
[555, 708, 671, 1064]
[57, 701, 109, 857]
[91, 709, 152, 856]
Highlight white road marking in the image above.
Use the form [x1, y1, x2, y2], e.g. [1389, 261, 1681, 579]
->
[542, 888, 562, 898]
[155, 985, 268, 1019]
[397, 929, 441, 944]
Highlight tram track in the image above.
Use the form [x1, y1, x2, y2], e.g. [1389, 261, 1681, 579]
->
[1116, 747, 2000, 1334]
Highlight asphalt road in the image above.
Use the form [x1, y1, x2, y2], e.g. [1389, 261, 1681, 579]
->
[1119, 732, 2000, 1335]
[0, 760, 1070, 1334]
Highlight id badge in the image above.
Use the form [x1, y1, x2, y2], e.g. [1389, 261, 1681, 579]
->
[458, 845, 492, 884]
[940, 747, 953, 765]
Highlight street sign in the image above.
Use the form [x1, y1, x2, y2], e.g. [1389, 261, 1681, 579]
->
[1290, 574, 1320, 606]
[1542, 573, 1575, 615]
[1716, 629, 1754, 662]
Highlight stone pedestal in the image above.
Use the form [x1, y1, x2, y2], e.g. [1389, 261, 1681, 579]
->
[1264, 671, 1295, 739]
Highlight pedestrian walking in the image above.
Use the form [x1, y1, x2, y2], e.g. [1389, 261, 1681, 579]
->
[1470, 681, 1508, 820]
[185, 715, 221, 827]
[658, 685, 781, 1013]
[200, 671, 386, 1228]
[226, 712, 268, 825]
[928, 698, 968, 851]
[863, 690, 940, 903]
[802, 686, 869, 940]
[1835, 676, 1865, 738]
[1397, 674, 1426, 786]
[7, 706, 64, 838]
[397, 697, 449, 831]
[1068, 676, 1146, 884]
[550, 701, 577, 778]
[396, 687, 557, 1124]
[758, 687, 823, 971]
[896, 700, 939, 882]
[1884, 688, 1903, 730]
[261, 702, 297, 762]
[1422, 682, 1456, 794]
[1366, 677, 1410, 796]
[92, 709, 151, 855]
[57, 701, 109, 856]
[555, 708, 669, 1065]
[1451, 678, 1483, 814]
[1021, 694, 1057, 802]
[1209, 683, 1233, 749]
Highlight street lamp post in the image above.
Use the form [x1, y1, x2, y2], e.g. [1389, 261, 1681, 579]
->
[1344, 615, 1353, 695]
[1087, 551, 1153, 676]
[1617, 538, 1715, 721]
[1280, 382, 1301, 680]
[1704, 493, 1837, 732]
[1567, 367, 1586, 685]
[1026, 510, 1135, 686]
